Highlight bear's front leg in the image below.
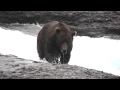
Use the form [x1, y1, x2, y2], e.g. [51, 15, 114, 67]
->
[60, 52, 70, 64]
[44, 41, 60, 64]
[44, 50, 60, 64]
[44, 50, 54, 63]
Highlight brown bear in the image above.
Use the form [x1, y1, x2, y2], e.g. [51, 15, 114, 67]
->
[37, 21, 77, 64]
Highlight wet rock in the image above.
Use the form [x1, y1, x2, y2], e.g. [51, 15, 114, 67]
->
[0, 54, 120, 79]
[0, 11, 120, 79]
[1, 11, 120, 38]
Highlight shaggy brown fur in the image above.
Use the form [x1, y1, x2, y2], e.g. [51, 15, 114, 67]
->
[37, 21, 77, 64]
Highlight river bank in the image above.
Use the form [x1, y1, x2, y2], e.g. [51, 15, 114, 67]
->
[0, 11, 120, 79]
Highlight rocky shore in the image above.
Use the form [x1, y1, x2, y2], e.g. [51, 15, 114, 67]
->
[0, 11, 120, 79]
[0, 53, 119, 79]
[1, 11, 120, 38]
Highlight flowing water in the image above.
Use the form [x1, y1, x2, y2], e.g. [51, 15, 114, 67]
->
[0, 24, 120, 76]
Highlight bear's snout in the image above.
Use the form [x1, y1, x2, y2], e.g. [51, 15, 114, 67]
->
[62, 49, 67, 54]
[60, 42, 68, 54]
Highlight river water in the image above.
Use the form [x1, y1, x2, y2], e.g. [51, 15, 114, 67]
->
[0, 24, 120, 76]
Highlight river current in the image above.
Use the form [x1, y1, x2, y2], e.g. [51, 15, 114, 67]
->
[0, 24, 120, 76]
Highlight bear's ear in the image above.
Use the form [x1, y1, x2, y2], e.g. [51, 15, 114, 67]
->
[72, 31, 77, 36]
[55, 27, 61, 33]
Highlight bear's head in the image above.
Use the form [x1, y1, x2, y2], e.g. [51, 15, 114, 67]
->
[54, 25, 77, 55]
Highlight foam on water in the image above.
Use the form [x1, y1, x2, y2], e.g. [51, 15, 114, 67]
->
[0, 27, 40, 61]
[69, 36, 120, 76]
[0, 26, 120, 76]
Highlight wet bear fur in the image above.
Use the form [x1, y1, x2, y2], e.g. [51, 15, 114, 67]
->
[37, 21, 77, 64]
